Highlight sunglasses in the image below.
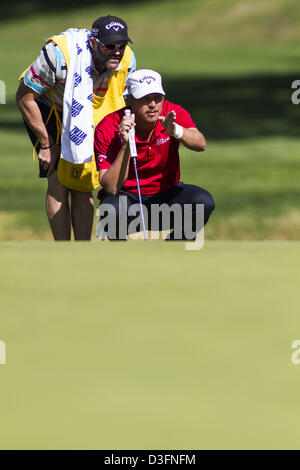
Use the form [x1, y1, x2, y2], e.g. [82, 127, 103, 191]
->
[95, 39, 127, 51]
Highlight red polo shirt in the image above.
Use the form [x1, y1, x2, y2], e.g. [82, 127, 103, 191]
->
[94, 100, 196, 196]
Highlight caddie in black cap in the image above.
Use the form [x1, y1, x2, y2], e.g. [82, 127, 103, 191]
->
[89, 14, 134, 77]
[16, 11, 136, 241]
[91, 15, 132, 45]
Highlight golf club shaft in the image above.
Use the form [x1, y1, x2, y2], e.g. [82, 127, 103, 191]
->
[124, 109, 147, 241]
[133, 157, 147, 241]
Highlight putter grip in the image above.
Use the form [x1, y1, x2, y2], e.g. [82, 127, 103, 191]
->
[124, 109, 137, 158]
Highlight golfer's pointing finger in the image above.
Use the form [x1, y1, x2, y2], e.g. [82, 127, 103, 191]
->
[167, 110, 176, 122]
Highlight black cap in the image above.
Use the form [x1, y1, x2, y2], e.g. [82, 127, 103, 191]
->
[91, 15, 132, 45]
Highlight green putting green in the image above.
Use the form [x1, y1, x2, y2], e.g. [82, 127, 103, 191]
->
[0, 241, 299, 449]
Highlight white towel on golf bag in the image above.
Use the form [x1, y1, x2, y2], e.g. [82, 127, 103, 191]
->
[60, 28, 94, 164]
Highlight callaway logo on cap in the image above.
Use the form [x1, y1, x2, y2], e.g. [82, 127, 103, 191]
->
[105, 22, 125, 31]
[126, 69, 166, 99]
[91, 15, 132, 45]
[139, 75, 156, 84]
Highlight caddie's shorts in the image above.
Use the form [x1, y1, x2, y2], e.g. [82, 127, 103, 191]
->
[24, 100, 63, 178]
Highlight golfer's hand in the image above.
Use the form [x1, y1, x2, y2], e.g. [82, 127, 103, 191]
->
[119, 113, 135, 143]
[158, 110, 177, 136]
[38, 144, 61, 176]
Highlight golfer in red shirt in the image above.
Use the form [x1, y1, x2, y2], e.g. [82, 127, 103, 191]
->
[94, 69, 215, 240]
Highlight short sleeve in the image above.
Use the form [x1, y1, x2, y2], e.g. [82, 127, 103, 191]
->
[172, 103, 197, 129]
[123, 51, 136, 98]
[94, 115, 122, 171]
[23, 42, 67, 94]
[128, 50, 136, 74]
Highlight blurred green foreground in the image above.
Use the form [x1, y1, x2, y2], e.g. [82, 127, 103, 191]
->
[1, 0, 300, 240]
[0, 241, 299, 449]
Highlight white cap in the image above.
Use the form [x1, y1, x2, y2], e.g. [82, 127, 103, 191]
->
[126, 69, 165, 99]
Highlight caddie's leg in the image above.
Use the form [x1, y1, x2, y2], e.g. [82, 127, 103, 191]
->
[46, 170, 71, 241]
[70, 190, 94, 241]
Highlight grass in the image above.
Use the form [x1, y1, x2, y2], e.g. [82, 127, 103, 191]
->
[0, 241, 300, 449]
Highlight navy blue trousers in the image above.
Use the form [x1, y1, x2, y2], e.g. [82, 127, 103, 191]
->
[99, 182, 215, 240]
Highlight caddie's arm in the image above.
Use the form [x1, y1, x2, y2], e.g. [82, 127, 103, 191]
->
[158, 110, 206, 151]
[99, 114, 135, 195]
[16, 81, 60, 174]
